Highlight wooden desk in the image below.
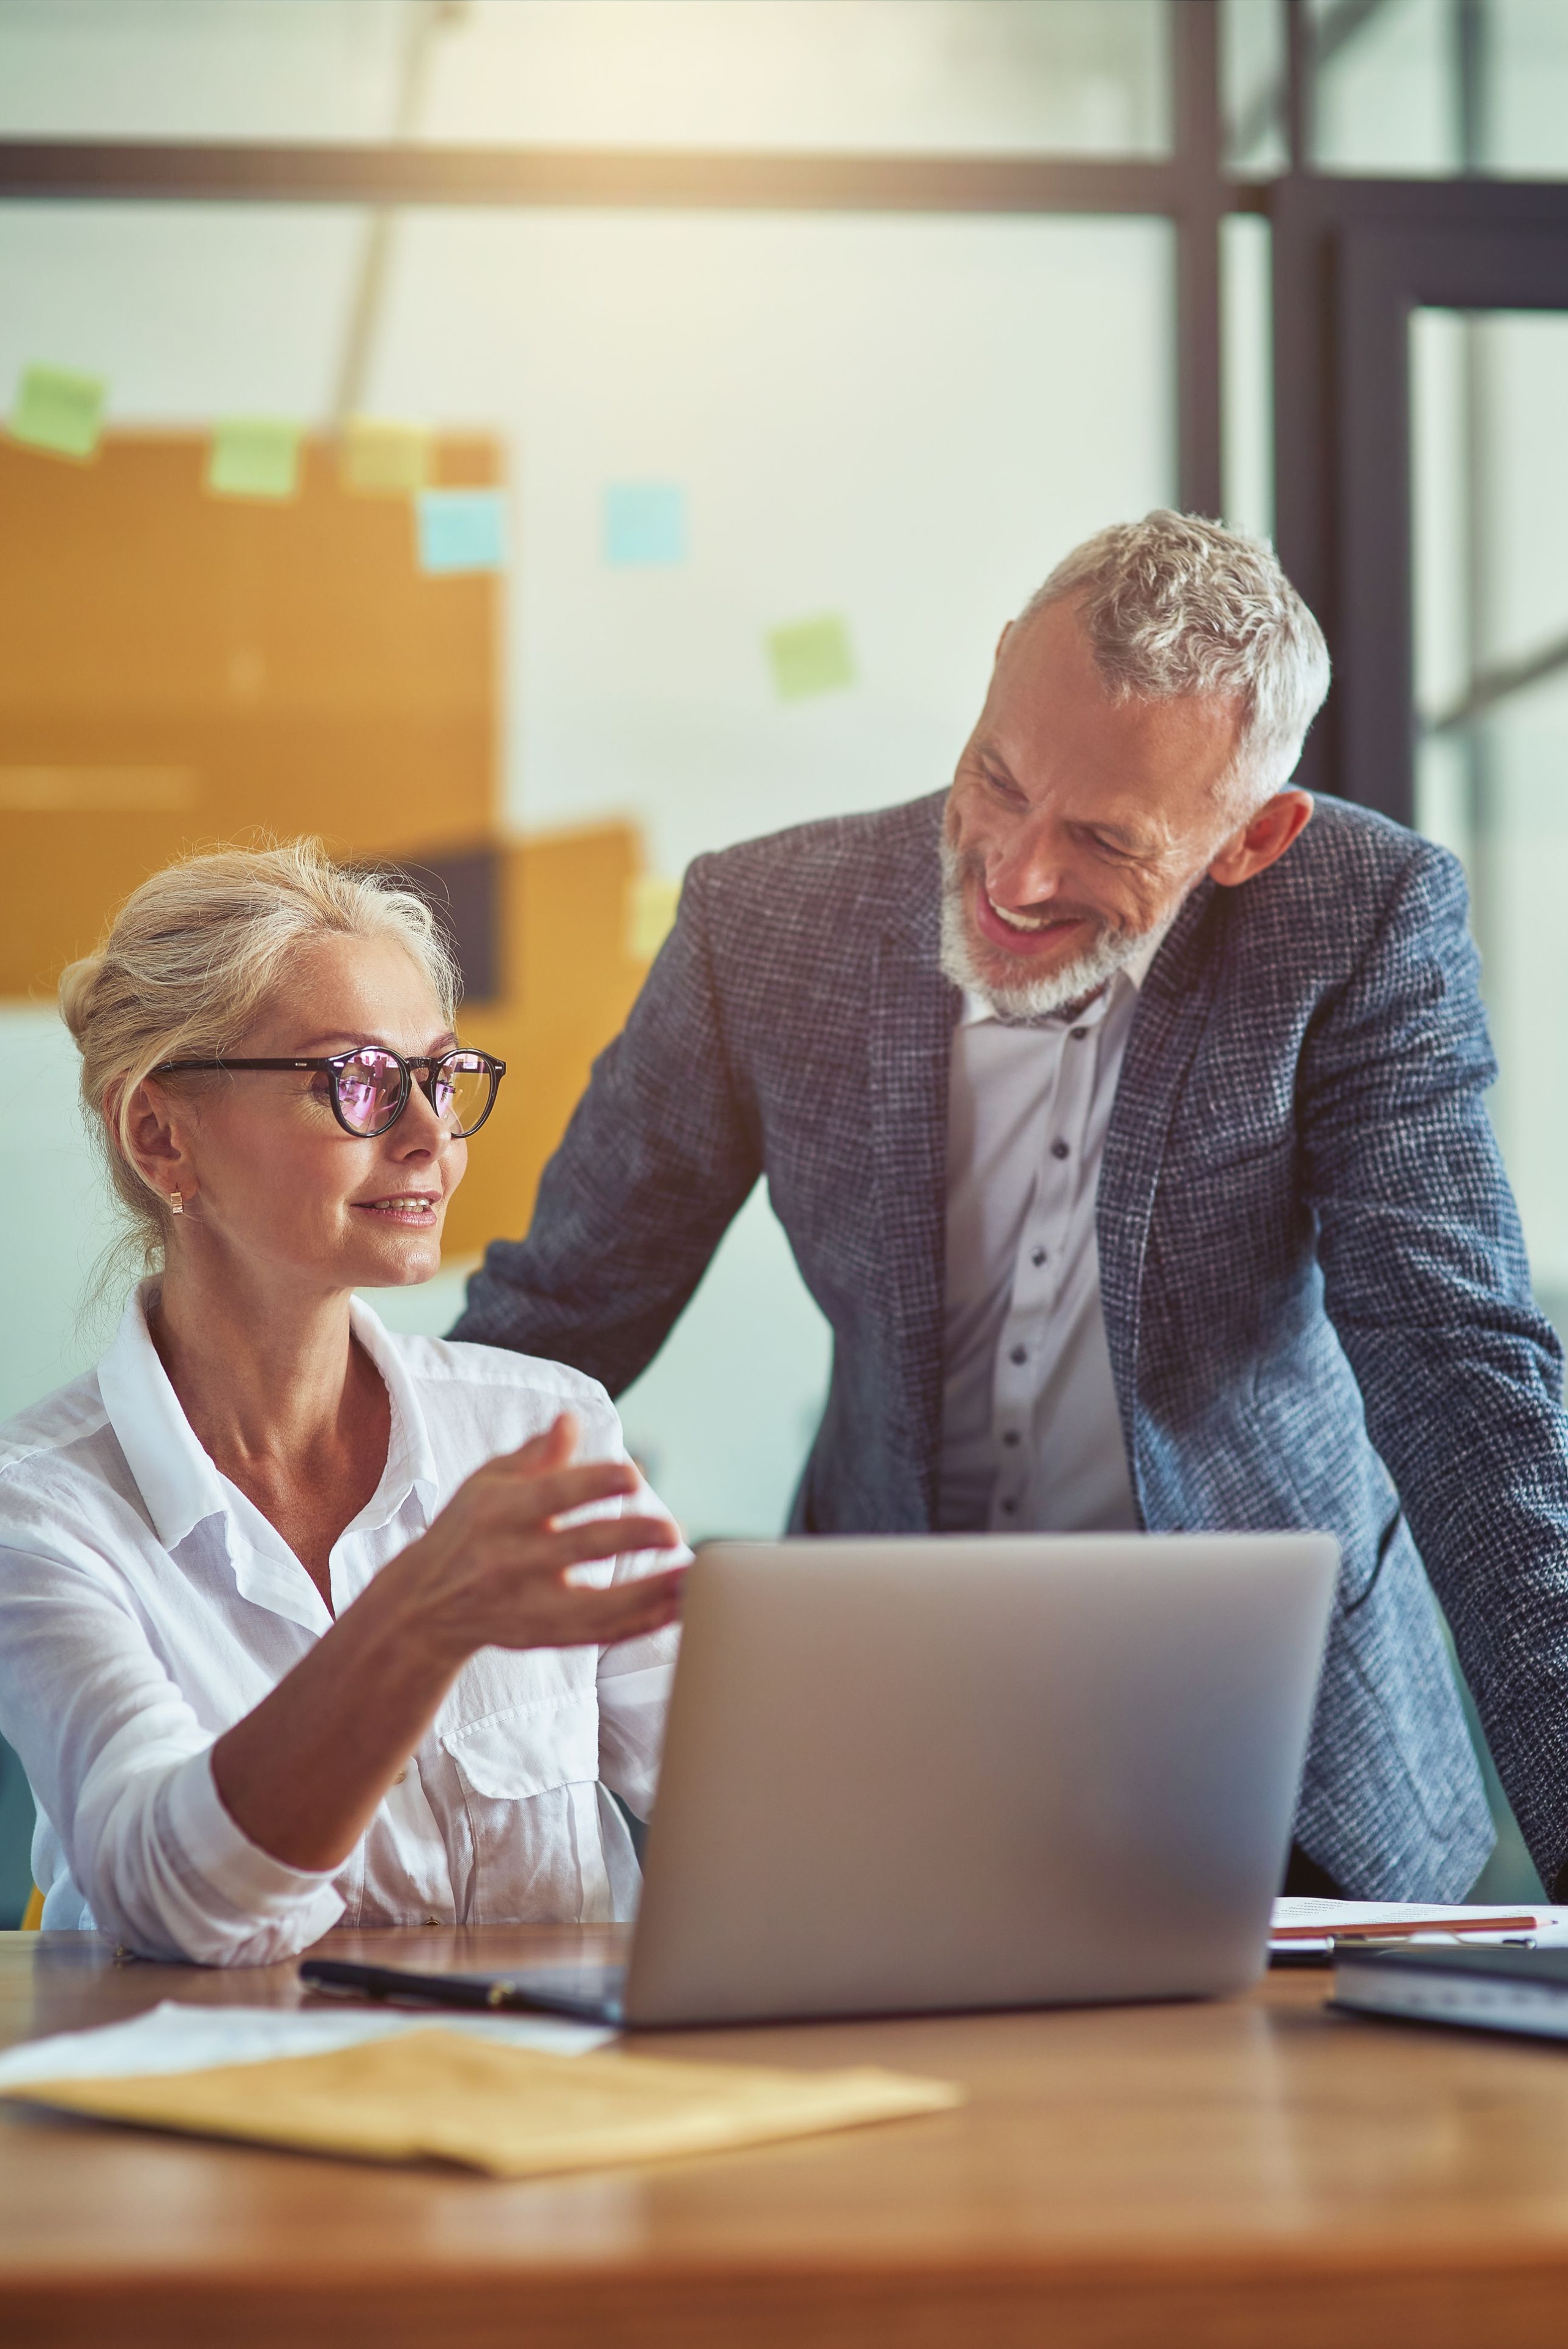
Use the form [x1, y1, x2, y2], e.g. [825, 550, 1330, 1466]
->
[5, 1926, 1568, 2347]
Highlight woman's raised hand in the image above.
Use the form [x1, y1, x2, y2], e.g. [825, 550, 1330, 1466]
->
[385, 1409, 686, 1664]
[211, 1412, 683, 1876]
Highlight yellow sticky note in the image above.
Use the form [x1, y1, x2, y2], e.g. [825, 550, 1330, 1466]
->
[10, 364, 105, 461]
[207, 418, 302, 501]
[625, 874, 682, 961]
[767, 613, 855, 702]
[341, 417, 431, 495]
[2, 2029, 962, 2178]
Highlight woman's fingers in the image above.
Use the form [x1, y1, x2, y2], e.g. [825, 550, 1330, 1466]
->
[478, 1456, 642, 1529]
[505, 1565, 687, 1650]
[547, 1513, 681, 1571]
[495, 1411, 579, 1476]
[402, 1418, 686, 1657]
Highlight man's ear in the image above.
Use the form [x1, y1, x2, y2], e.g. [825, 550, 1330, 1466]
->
[1207, 790, 1313, 889]
[994, 619, 1013, 664]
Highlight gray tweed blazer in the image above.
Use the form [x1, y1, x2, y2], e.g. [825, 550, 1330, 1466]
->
[455, 789, 1568, 1901]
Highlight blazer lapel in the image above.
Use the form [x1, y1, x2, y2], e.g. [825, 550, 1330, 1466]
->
[871, 811, 960, 1524]
[1098, 878, 1225, 1463]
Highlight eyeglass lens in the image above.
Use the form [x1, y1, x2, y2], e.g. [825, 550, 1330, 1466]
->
[334, 1052, 406, 1134]
[332, 1049, 493, 1137]
[428, 1052, 494, 1135]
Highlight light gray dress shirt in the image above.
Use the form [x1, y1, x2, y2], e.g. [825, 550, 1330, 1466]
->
[938, 941, 1158, 1535]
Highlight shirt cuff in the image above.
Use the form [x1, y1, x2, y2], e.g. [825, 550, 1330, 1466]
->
[164, 1746, 345, 1923]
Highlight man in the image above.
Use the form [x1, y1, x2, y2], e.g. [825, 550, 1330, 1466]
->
[455, 510, 1568, 1902]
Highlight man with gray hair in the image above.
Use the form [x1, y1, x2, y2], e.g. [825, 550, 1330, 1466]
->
[456, 510, 1568, 1905]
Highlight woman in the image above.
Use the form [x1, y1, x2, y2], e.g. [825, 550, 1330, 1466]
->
[0, 842, 686, 1964]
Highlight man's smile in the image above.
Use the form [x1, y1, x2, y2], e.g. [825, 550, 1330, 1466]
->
[972, 880, 1093, 960]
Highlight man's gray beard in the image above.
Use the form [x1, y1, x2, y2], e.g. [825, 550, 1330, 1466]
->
[937, 839, 1164, 1020]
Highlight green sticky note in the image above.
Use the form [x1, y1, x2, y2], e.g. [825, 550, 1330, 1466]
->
[208, 418, 302, 501]
[10, 364, 105, 461]
[766, 614, 855, 702]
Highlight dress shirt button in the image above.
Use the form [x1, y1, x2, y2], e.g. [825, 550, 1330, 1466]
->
[1031, 1245, 1047, 1267]
[1009, 1344, 1028, 1365]
[1071, 1026, 1088, 1041]
[1001, 1497, 1018, 1515]
[425, 1914, 441, 1928]
[1003, 1430, 1022, 1447]
[1050, 1140, 1070, 1160]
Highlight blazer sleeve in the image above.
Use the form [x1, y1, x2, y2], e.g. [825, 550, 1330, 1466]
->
[451, 853, 764, 1394]
[1301, 837, 1568, 1895]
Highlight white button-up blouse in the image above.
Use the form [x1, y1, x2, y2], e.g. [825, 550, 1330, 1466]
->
[0, 1286, 681, 1965]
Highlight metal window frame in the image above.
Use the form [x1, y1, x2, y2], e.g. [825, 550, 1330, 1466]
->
[0, 0, 1234, 516]
[1272, 173, 1568, 820]
[8, 0, 1568, 824]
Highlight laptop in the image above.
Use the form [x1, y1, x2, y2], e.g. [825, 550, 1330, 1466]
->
[302, 1532, 1336, 2028]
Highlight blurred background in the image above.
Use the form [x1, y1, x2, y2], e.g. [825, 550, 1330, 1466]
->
[2, 0, 1568, 1915]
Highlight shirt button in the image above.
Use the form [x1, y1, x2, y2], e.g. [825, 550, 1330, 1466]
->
[425, 1914, 441, 1928]
[1050, 1140, 1070, 1160]
[1009, 1344, 1027, 1365]
[1031, 1246, 1047, 1267]
[1001, 1497, 1018, 1515]
[1003, 1430, 1022, 1447]
[1071, 1026, 1088, 1041]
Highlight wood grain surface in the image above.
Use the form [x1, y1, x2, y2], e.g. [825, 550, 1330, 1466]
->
[5, 1923, 1568, 2347]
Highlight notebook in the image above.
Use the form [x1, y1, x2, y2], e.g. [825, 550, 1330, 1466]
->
[1331, 1943, 1568, 2041]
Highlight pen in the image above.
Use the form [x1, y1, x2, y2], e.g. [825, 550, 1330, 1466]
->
[1271, 1914, 1539, 1944]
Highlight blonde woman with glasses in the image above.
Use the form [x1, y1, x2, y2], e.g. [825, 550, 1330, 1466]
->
[0, 842, 686, 1963]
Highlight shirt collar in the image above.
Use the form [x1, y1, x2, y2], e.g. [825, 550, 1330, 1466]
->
[97, 1283, 228, 1554]
[959, 930, 1162, 1032]
[347, 1292, 442, 1529]
[96, 1281, 440, 1565]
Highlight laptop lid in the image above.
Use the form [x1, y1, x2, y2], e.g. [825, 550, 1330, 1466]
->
[622, 1532, 1336, 2027]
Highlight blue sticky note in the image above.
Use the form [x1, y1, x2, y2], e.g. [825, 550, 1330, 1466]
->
[416, 488, 507, 575]
[604, 482, 686, 567]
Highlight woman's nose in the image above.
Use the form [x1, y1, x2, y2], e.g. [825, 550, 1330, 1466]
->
[395, 1077, 448, 1151]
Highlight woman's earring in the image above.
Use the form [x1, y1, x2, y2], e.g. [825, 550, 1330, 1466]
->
[169, 1192, 184, 1217]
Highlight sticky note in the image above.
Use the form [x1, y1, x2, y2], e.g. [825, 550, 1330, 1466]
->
[767, 613, 855, 702]
[604, 482, 686, 567]
[208, 419, 302, 500]
[624, 874, 682, 960]
[10, 363, 105, 461]
[416, 488, 507, 574]
[341, 417, 431, 496]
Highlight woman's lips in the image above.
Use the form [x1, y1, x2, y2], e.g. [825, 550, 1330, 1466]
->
[972, 881, 1091, 960]
[353, 1195, 442, 1225]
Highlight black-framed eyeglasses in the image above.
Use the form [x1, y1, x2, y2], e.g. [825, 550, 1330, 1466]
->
[154, 1047, 507, 1139]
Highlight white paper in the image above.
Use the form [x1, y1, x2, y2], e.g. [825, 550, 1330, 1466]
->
[0, 1997, 612, 2091]
[1271, 1896, 1568, 1946]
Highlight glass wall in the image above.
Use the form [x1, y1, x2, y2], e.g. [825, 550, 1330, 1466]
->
[1224, 0, 1568, 178]
[1413, 305, 1568, 1346]
[1411, 303, 1568, 1901]
[0, 0, 1189, 1921]
[0, 0, 1172, 156]
[0, 198, 1176, 1538]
